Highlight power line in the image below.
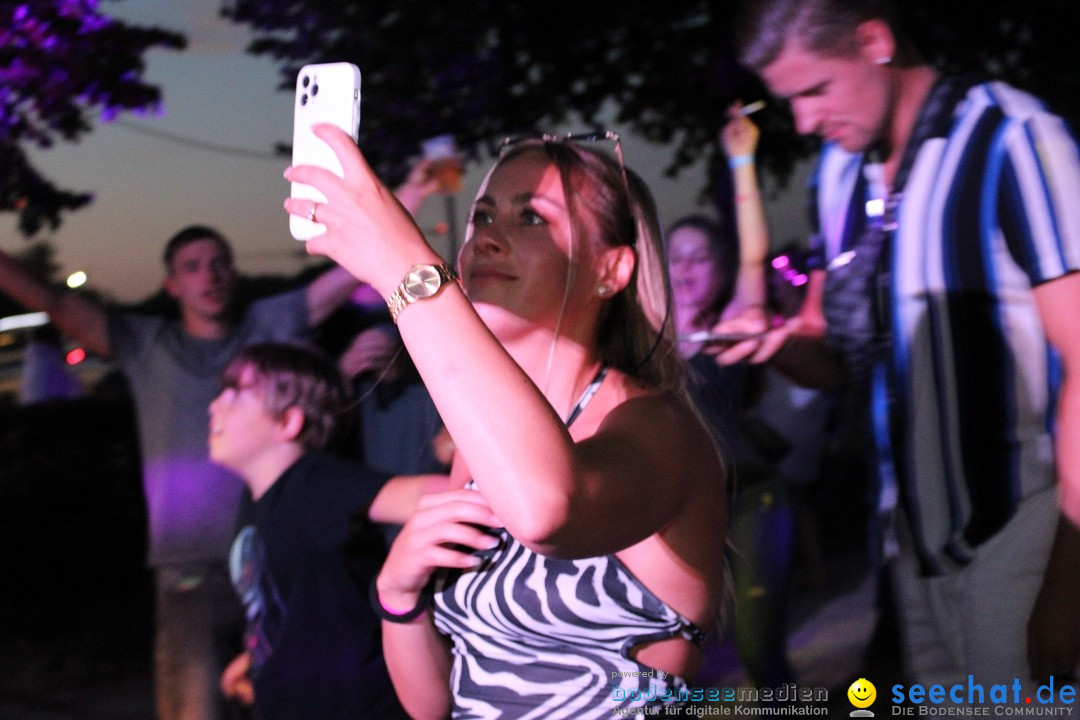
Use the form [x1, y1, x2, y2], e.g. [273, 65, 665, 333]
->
[112, 118, 283, 161]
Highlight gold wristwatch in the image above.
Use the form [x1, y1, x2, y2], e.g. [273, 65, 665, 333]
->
[386, 263, 458, 323]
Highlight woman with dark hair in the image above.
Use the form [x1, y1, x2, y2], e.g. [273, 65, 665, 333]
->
[668, 106, 805, 690]
[284, 127, 727, 718]
[668, 214, 739, 350]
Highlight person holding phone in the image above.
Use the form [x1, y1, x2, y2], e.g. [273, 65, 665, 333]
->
[668, 103, 774, 478]
[284, 126, 727, 718]
[668, 105, 803, 690]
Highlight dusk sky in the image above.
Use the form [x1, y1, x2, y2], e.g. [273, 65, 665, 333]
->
[1, 0, 809, 305]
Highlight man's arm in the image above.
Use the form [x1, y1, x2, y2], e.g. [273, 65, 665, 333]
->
[304, 264, 363, 327]
[305, 157, 441, 326]
[220, 651, 255, 707]
[1027, 271, 1080, 680]
[0, 248, 111, 357]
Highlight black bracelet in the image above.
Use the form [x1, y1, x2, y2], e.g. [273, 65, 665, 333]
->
[369, 579, 430, 623]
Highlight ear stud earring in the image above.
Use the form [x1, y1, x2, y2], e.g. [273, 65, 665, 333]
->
[597, 286, 612, 297]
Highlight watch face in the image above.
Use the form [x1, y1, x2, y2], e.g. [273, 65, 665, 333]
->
[403, 265, 443, 299]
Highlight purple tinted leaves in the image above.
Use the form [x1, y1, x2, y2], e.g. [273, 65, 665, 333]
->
[2, 0, 183, 235]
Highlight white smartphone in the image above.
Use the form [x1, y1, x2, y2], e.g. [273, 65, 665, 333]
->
[290, 62, 361, 241]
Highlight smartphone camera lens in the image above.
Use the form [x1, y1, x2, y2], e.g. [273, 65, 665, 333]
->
[311, 84, 319, 97]
[300, 94, 308, 106]
[301, 75, 310, 88]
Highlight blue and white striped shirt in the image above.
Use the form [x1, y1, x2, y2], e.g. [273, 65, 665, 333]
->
[812, 80, 1080, 574]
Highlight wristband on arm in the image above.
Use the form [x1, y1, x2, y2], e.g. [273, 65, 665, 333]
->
[369, 579, 431, 623]
[728, 154, 754, 169]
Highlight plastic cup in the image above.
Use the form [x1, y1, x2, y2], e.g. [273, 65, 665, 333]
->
[421, 135, 463, 194]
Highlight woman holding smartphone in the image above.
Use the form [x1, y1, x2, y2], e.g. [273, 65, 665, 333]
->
[669, 106, 801, 690]
[284, 126, 726, 718]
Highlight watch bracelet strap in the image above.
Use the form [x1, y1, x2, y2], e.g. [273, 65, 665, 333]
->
[386, 262, 457, 323]
[386, 287, 408, 322]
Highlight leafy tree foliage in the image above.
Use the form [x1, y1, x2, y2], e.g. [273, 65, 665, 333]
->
[902, 2, 1080, 124]
[1, 0, 184, 236]
[6, 1, 1079, 237]
[222, 0, 783, 195]
[223, 0, 1080, 200]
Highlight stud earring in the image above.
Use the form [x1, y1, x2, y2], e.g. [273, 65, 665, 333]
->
[875, 55, 892, 65]
[597, 286, 612, 297]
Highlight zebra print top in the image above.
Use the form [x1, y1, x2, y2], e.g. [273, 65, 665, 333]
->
[431, 367, 706, 718]
[432, 532, 706, 718]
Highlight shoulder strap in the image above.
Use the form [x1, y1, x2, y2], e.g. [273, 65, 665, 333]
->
[565, 365, 609, 428]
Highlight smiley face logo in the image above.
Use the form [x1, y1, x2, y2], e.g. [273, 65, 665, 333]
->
[848, 678, 876, 709]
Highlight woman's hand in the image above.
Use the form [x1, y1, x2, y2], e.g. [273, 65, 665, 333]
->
[283, 124, 441, 297]
[375, 489, 501, 611]
[721, 101, 761, 160]
[703, 305, 775, 365]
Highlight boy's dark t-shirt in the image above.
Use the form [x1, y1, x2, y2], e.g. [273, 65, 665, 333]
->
[230, 452, 407, 719]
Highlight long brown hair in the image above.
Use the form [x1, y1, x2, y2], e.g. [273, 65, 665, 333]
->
[489, 139, 685, 393]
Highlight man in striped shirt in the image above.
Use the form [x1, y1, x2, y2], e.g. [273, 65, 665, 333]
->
[732, 0, 1080, 691]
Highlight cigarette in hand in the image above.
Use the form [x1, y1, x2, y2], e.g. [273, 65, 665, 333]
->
[738, 100, 766, 116]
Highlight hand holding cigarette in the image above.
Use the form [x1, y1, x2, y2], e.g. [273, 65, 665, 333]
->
[737, 100, 766, 116]
[721, 100, 763, 161]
